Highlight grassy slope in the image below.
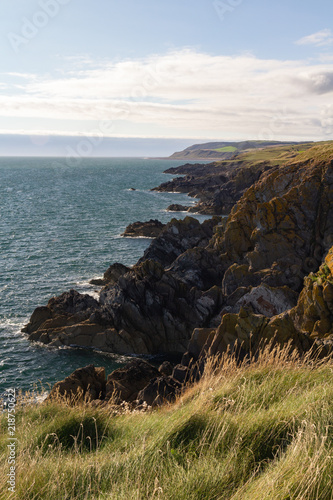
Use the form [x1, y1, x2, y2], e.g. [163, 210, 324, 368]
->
[168, 140, 308, 160]
[214, 146, 238, 153]
[1, 347, 332, 500]
[235, 142, 315, 165]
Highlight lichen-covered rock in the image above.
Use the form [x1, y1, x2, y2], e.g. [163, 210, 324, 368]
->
[232, 284, 298, 317]
[291, 257, 333, 339]
[185, 328, 216, 361]
[202, 308, 314, 361]
[325, 247, 333, 275]
[215, 145, 333, 308]
[153, 159, 274, 215]
[24, 144, 333, 358]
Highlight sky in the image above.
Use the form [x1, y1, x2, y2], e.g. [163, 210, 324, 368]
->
[0, 0, 333, 155]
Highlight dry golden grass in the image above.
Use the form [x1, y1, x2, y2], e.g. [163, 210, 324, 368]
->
[1, 343, 332, 499]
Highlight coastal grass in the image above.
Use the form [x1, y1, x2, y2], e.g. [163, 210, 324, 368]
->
[1, 346, 333, 499]
[237, 142, 315, 166]
[214, 146, 238, 153]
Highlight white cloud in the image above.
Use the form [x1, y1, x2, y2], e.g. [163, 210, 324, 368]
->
[296, 29, 333, 47]
[1, 49, 333, 140]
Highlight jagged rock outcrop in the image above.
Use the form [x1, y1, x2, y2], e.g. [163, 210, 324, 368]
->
[215, 146, 333, 305]
[153, 160, 275, 215]
[90, 263, 130, 286]
[47, 359, 185, 408]
[180, 246, 333, 370]
[227, 284, 298, 317]
[97, 259, 223, 353]
[138, 216, 222, 267]
[24, 144, 333, 360]
[47, 364, 106, 402]
[105, 359, 160, 403]
[291, 256, 333, 341]
[167, 204, 190, 212]
[23, 290, 100, 342]
[121, 219, 165, 238]
[136, 376, 182, 407]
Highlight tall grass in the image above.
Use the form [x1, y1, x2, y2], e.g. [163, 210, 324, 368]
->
[1, 344, 332, 499]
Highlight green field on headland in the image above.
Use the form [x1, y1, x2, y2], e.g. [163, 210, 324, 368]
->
[1, 348, 332, 500]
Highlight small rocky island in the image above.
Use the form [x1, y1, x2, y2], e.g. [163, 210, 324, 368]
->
[23, 142, 333, 406]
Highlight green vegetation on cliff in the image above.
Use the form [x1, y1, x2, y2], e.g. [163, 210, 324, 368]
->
[168, 140, 308, 160]
[214, 146, 237, 153]
[1, 348, 332, 500]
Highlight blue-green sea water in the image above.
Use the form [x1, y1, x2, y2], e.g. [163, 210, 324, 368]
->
[0, 157, 208, 395]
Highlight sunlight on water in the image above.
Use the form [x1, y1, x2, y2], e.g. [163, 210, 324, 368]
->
[0, 157, 209, 393]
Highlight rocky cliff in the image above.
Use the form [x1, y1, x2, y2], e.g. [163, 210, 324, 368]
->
[23, 142, 333, 363]
[154, 143, 314, 214]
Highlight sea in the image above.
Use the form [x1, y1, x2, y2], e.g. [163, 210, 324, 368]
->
[0, 157, 209, 396]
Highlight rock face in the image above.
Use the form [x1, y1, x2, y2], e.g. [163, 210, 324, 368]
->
[138, 216, 222, 267]
[153, 160, 274, 215]
[24, 144, 333, 362]
[23, 290, 100, 346]
[121, 219, 165, 238]
[291, 259, 333, 340]
[47, 365, 106, 402]
[216, 146, 333, 304]
[90, 263, 130, 287]
[230, 284, 298, 317]
[158, 360, 173, 376]
[105, 359, 160, 403]
[137, 376, 182, 407]
[97, 259, 224, 354]
[47, 359, 184, 408]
